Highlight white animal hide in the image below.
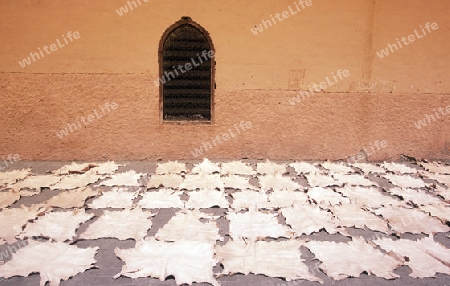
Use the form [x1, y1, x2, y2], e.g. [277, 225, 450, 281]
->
[0, 240, 98, 286]
[80, 208, 154, 241]
[374, 205, 450, 234]
[50, 173, 102, 190]
[19, 209, 94, 241]
[230, 190, 271, 210]
[220, 161, 255, 176]
[0, 205, 46, 244]
[0, 190, 21, 208]
[191, 158, 220, 174]
[114, 238, 219, 286]
[305, 173, 340, 188]
[155, 161, 187, 175]
[185, 189, 229, 209]
[307, 187, 350, 206]
[331, 204, 390, 233]
[0, 169, 32, 187]
[100, 170, 143, 187]
[256, 160, 287, 175]
[44, 187, 100, 208]
[227, 209, 292, 239]
[156, 210, 222, 243]
[351, 163, 386, 174]
[374, 236, 450, 278]
[182, 174, 224, 191]
[289, 162, 320, 174]
[216, 239, 322, 282]
[11, 175, 61, 190]
[383, 174, 426, 189]
[306, 238, 402, 280]
[138, 189, 184, 209]
[382, 162, 418, 174]
[332, 173, 378, 187]
[282, 204, 339, 235]
[146, 174, 183, 189]
[321, 162, 354, 174]
[88, 187, 136, 209]
[259, 174, 301, 191]
[221, 175, 258, 190]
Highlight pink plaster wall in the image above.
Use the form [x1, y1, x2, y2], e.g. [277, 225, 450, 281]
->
[0, 0, 449, 161]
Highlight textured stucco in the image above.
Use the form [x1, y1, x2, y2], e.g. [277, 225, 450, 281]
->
[0, 0, 449, 161]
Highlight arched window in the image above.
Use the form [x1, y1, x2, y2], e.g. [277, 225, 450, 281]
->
[158, 17, 215, 123]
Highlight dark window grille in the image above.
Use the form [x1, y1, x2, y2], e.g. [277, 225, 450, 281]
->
[158, 17, 215, 122]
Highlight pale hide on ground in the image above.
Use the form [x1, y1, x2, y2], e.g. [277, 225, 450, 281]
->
[11, 175, 61, 190]
[0, 169, 32, 187]
[374, 205, 450, 234]
[281, 204, 339, 235]
[306, 238, 402, 280]
[155, 210, 222, 243]
[181, 174, 224, 191]
[321, 162, 354, 174]
[305, 173, 339, 188]
[256, 160, 287, 175]
[216, 239, 322, 282]
[268, 190, 309, 208]
[0, 190, 21, 208]
[331, 204, 390, 233]
[432, 184, 450, 200]
[332, 173, 378, 187]
[19, 209, 94, 242]
[227, 209, 292, 239]
[307, 187, 350, 206]
[259, 174, 301, 191]
[0, 205, 46, 244]
[386, 187, 442, 206]
[230, 190, 271, 210]
[44, 187, 100, 208]
[51, 162, 98, 175]
[374, 236, 450, 278]
[191, 158, 220, 174]
[289, 162, 320, 174]
[418, 204, 450, 222]
[114, 238, 219, 286]
[89, 161, 122, 175]
[88, 187, 136, 209]
[381, 162, 418, 174]
[185, 189, 229, 209]
[80, 208, 154, 241]
[420, 162, 450, 174]
[383, 174, 426, 189]
[50, 173, 102, 190]
[335, 186, 402, 209]
[351, 163, 386, 174]
[221, 175, 258, 190]
[421, 172, 450, 186]
[100, 170, 143, 187]
[156, 161, 188, 175]
[0, 240, 98, 286]
[138, 188, 184, 209]
[220, 161, 255, 176]
[146, 174, 184, 189]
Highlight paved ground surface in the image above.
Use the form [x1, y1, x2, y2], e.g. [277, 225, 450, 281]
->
[0, 159, 449, 286]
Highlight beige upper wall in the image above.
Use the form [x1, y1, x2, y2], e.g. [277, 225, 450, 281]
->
[1, 0, 448, 93]
[371, 0, 449, 93]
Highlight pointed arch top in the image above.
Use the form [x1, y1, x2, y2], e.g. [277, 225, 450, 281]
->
[158, 16, 215, 56]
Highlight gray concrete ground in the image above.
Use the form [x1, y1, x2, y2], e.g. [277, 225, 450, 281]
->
[0, 160, 449, 286]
